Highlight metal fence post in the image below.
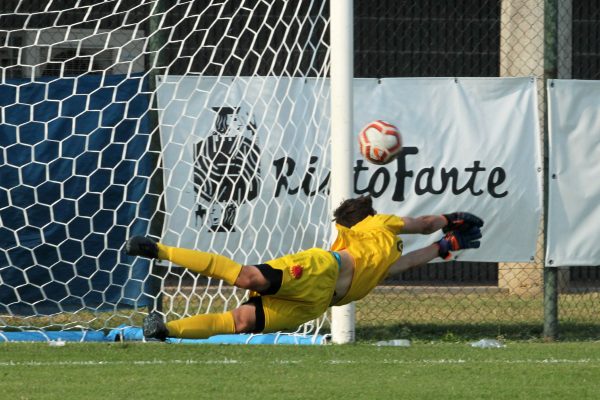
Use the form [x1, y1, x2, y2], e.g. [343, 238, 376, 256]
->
[543, 0, 559, 341]
[146, 0, 168, 312]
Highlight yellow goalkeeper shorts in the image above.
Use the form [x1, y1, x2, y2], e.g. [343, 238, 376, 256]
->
[254, 248, 339, 332]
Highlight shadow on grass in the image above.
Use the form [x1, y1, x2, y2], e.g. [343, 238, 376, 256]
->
[356, 322, 600, 342]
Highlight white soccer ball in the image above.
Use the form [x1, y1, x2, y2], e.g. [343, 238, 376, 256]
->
[358, 120, 403, 165]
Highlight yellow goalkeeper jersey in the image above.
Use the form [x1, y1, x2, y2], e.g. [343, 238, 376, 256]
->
[331, 214, 404, 306]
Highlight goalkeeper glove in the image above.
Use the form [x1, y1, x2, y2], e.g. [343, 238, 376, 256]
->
[436, 226, 482, 260]
[442, 212, 484, 233]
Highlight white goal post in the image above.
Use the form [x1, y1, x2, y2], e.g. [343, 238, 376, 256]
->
[329, 0, 355, 344]
[0, 0, 355, 343]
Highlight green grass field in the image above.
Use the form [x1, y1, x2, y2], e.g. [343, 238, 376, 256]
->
[2, 341, 600, 400]
[2, 288, 599, 399]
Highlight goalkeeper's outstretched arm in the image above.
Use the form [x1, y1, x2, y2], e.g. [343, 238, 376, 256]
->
[400, 212, 484, 234]
[387, 220, 483, 276]
[387, 244, 439, 276]
[401, 215, 448, 234]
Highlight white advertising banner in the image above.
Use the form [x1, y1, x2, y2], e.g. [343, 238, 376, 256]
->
[155, 76, 331, 263]
[156, 76, 542, 263]
[546, 80, 600, 267]
[353, 78, 542, 262]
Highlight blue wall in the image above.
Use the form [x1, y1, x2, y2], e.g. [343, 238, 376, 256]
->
[0, 74, 157, 315]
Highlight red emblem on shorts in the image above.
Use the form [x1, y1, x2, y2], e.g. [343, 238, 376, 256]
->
[290, 265, 303, 279]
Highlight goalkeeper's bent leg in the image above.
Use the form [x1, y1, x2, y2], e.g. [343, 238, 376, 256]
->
[157, 244, 242, 286]
[166, 311, 236, 339]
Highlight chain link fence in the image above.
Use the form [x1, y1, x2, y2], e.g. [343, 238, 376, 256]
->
[354, 0, 600, 341]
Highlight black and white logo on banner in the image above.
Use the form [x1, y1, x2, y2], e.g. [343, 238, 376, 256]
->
[193, 106, 262, 232]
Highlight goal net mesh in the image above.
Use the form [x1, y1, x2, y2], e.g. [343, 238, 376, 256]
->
[0, 0, 332, 340]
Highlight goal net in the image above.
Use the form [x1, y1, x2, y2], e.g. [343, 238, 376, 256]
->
[0, 0, 332, 342]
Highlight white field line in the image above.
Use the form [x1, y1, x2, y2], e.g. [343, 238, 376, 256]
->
[0, 358, 599, 367]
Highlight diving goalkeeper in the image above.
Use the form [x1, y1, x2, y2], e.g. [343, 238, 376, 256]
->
[125, 196, 483, 340]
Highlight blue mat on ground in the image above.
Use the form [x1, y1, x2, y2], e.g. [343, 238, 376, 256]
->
[0, 330, 107, 342]
[0, 325, 327, 345]
[106, 325, 328, 345]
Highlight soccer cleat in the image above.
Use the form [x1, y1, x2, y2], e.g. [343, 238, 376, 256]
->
[125, 236, 159, 259]
[143, 311, 169, 341]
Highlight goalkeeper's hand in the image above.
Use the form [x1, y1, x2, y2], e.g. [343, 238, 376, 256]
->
[442, 212, 484, 233]
[436, 227, 482, 260]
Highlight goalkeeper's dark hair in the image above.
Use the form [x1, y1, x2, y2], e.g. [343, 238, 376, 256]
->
[333, 195, 376, 228]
